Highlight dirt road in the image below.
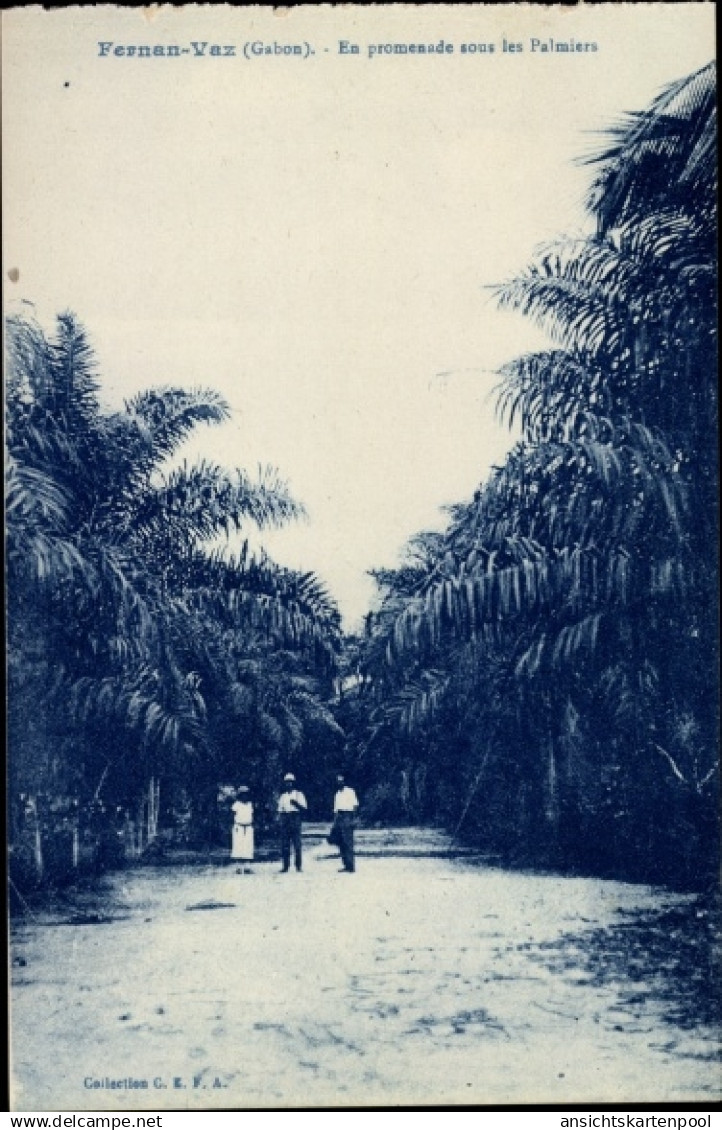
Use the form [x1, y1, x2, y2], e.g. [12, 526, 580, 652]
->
[10, 827, 720, 1109]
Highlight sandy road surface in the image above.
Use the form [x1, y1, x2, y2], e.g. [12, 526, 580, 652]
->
[10, 827, 720, 1109]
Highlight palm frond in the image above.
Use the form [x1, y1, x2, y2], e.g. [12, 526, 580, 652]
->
[5, 458, 71, 531]
[124, 460, 304, 547]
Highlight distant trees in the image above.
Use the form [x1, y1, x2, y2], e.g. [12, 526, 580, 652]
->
[355, 63, 717, 887]
[7, 312, 343, 886]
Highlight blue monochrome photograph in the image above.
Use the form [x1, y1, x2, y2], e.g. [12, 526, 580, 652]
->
[3, 3, 718, 1111]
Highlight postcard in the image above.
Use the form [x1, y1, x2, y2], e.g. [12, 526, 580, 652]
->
[4, 2, 718, 1111]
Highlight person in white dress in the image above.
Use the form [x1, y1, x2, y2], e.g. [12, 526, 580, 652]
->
[230, 786, 254, 874]
[277, 773, 307, 872]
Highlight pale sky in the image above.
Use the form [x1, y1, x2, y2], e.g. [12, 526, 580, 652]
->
[3, 4, 714, 629]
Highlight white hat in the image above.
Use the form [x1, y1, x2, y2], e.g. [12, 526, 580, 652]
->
[283, 772, 296, 782]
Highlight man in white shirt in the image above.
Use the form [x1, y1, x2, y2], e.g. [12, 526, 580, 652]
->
[333, 774, 359, 873]
[277, 772, 307, 872]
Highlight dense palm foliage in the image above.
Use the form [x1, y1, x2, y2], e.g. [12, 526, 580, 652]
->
[353, 64, 717, 887]
[7, 64, 716, 893]
[7, 312, 343, 885]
